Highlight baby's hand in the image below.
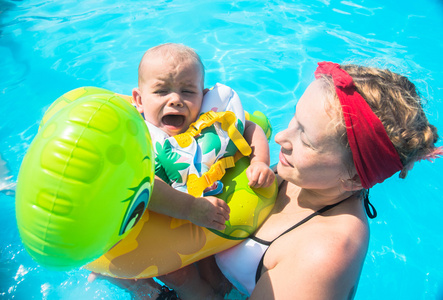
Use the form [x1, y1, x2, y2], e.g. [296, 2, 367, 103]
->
[188, 196, 230, 230]
[246, 161, 275, 188]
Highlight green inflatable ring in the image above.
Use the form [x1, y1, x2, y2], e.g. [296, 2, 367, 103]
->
[16, 87, 155, 270]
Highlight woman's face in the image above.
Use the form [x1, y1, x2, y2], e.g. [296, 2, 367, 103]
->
[275, 80, 351, 191]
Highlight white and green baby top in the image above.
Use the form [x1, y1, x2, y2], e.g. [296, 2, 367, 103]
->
[144, 83, 251, 197]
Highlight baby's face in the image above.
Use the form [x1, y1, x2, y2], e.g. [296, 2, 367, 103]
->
[135, 55, 204, 136]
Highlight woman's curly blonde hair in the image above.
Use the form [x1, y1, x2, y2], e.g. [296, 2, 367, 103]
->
[319, 64, 439, 179]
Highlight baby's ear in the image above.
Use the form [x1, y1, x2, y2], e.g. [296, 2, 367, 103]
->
[132, 88, 143, 113]
[340, 174, 363, 192]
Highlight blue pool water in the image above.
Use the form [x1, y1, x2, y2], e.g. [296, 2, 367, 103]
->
[1, 0, 442, 299]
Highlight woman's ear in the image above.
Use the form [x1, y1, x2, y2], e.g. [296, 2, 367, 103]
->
[340, 174, 363, 192]
[132, 88, 143, 113]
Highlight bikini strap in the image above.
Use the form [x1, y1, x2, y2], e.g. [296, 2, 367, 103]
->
[254, 198, 347, 284]
[250, 235, 272, 246]
[271, 198, 347, 244]
[363, 189, 377, 219]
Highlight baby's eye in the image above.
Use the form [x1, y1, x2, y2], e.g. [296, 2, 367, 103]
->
[154, 90, 168, 95]
[182, 90, 195, 94]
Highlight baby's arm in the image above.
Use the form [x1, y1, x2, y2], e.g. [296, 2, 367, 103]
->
[243, 120, 275, 188]
[148, 177, 230, 230]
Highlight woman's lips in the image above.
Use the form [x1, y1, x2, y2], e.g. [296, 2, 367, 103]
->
[279, 151, 293, 167]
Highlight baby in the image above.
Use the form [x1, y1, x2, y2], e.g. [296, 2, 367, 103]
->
[133, 43, 275, 229]
[132, 43, 275, 299]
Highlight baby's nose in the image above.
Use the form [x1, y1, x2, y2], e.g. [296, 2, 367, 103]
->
[167, 93, 184, 107]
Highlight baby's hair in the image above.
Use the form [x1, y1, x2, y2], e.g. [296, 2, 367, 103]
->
[138, 43, 205, 86]
[320, 64, 439, 179]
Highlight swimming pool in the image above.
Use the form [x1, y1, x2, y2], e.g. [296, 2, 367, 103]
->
[1, 0, 442, 298]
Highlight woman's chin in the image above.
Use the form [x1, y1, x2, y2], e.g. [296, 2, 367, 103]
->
[276, 163, 290, 180]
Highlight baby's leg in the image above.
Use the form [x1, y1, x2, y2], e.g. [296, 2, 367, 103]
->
[196, 256, 232, 297]
[158, 264, 224, 300]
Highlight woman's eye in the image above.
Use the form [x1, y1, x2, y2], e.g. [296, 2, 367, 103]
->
[300, 132, 314, 149]
[302, 140, 312, 148]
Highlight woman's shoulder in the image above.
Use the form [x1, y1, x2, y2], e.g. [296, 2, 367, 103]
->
[262, 203, 369, 297]
[278, 207, 368, 260]
[299, 200, 368, 258]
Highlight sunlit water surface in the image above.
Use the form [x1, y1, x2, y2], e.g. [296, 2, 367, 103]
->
[1, 0, 442, 299]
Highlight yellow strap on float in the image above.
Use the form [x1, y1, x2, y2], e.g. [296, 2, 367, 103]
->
[187, 156, 236, 197]
[175, 111, 251, 196]
[173, 111, 252, 157]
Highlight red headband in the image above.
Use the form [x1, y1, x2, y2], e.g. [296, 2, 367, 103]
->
[314, 62, 404, 189]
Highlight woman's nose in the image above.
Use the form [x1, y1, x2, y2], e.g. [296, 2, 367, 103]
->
[275, 129, 292, 150]
[274, 130, 285, 144]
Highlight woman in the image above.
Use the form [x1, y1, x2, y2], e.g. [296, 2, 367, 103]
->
[209, 62, 442, 299]
[91, 62, 441, 299]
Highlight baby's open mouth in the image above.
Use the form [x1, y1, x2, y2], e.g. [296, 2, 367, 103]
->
[162, 115, 185, 128]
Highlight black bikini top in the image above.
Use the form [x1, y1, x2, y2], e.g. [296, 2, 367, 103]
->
[253, 185, 377, 284]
